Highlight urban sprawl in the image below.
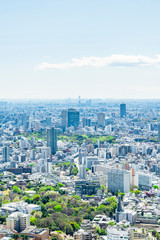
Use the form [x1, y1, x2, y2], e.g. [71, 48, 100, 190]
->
[0, 99, 160, 240]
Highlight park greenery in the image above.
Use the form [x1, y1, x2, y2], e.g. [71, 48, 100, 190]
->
[17, 131, 116, 145]
[0, 182, 117, 236]
[57, 134, 116, 145]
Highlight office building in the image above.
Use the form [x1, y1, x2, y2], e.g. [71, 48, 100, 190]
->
[68, 108, 80, 128]
[108, 169, 130, 194]
[79, 164, 86, 179]
[158, 123, 160, 140]
[2, 146, 9, 163]
[120, 103, 126, 118]
[47, 127, 57, 155]
[97, 113, 105, 127]
[135, 172, 152, 190]
[61, 108, 80, 129]
[61, 109, 68, 130]
[46, 161, 52, 174]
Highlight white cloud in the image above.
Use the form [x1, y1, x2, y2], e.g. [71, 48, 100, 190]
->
[36, 54, 160, 70]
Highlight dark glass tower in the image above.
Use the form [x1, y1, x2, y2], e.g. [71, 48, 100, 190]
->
[120, 103, 126, 118]
[68, 108, 80, 128]
[47, 127, 57, 155]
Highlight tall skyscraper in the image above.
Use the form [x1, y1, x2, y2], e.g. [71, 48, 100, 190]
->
[61, 109, 68, 130]
[2, 146, 9, 162]
[68, 108, 80, 128]
[158, 123, 160, 140]
[47, 127, 57, 155]
[120, 103, 126, 118]
[97, 112, 105, 127]
[61, 108, 80, 129]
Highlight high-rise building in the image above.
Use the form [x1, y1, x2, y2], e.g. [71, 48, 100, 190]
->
[47, 127, 57, 155]
[158, 123, 160, 140]
[97, 113, 105, 127]
[61, 109, 68, 130]
[120, 103, 126, 118]
[47, 160, 52, 174]
[61, 108, 80, 129]
[79, 164, 86, 179]
[108, 169, 130, 194]
[135, 172, 152, 190]
[68, 108, 80, 128]
[2, 146, 9, 162]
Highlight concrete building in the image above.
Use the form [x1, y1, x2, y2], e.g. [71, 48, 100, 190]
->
[61, 108, 80, 129]
[73, 229, 92, 240]
[6, 212, 30, 232]
[108, 169, 130, 194]
[107, 226, 129, 240]
[135, 172, 152, 190]
[158, 123, 160, 140]
[2, 146, 9, 162]
[97, 113, 105, 127]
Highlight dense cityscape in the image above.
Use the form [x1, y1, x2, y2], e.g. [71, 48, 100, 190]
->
[0, 99, 159, 239]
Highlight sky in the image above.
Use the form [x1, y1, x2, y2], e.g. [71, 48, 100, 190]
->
[0, 0, 160, 99]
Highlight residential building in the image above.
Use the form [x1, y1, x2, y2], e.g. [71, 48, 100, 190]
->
[108, 169, 130, 194]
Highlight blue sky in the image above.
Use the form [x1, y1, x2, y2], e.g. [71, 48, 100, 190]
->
[0, 0, 160, 99]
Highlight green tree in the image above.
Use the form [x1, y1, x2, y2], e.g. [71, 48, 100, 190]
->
[71, 167, 78, 175]
[12, 186, 20, 194]
[30, 216, 37, 225]
[58, 183, 65, 188]
[13, 234, 19, 240]
[156, 232, 159, 239]
[64, 223, 74, 235]
[33, 194, 41, 202]
[153, 185, 159, 189]
[54, 204, 62, 212]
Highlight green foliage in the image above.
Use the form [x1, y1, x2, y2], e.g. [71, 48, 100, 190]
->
[0, 215, 6, 223]
[58, 183, 65, 188]
[13, 234, 19, 240]
[71, 167, 78, 176]
[118, 190, 125, 199]
[33, 194, 41, 202]
[54, 204, 62, 212]
[153, 185, 159, 189]
[30, 216, 37, 225]
[6, 182, 119, 236]
[64, 223, 74, 235]
[156, 232, 159, 239]
[12, 185, 20, 194]
[96, 226, 107, 235]
[130, 189, 141, 196]
[57, 134, 116, 145]
[108, 221, 115, 226]
[86, 168, 89, 172]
